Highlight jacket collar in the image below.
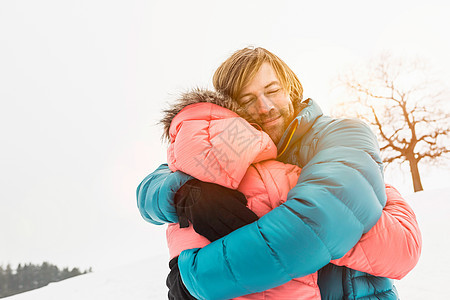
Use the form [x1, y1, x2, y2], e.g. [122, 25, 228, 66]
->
[277, 98, 323, 158]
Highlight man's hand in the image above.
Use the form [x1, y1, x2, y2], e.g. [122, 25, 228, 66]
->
[174, 179, 259, 242]
[167, 256, 196, 300]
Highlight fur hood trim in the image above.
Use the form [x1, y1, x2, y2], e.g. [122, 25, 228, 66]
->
[160, 88, 247, 142]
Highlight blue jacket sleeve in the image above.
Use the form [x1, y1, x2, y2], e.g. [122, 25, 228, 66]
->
[177, 118, 387, 300]
[136, 163, 193, 225]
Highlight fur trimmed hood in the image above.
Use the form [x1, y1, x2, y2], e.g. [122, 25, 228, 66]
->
[160, 88, 249, 142]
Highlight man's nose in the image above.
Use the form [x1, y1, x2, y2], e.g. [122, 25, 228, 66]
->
[255, 95, 274, 114]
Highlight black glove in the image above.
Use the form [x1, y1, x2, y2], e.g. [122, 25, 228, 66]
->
[167, 256, 197, 300]
[174, 179, 259, 242]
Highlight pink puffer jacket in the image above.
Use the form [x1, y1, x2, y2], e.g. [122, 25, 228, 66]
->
[165, 102, 421, 299]
[166, 102, 320, 299]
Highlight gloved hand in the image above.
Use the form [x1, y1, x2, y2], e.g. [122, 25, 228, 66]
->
[167, 256, 196, 300]
[174, 179, 259, 242]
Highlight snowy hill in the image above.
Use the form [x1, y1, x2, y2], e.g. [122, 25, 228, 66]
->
[8, 255, 168, 300]
[9, 189, 449, 300]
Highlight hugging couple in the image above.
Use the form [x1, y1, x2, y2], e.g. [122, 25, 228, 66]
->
[137, 47, 422, 300]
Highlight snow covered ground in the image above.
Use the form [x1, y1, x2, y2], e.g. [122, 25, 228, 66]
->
[9, 188, 449, 300]
[8, 255, 168, 300]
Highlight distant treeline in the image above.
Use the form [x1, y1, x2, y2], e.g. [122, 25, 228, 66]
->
[0, 262, 92, 298]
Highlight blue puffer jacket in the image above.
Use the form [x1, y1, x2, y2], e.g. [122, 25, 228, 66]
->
[276, 99, 398, 300]
[137, 99, 396, 299]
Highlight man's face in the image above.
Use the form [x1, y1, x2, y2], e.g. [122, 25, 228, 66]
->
[237, 62, 295, 145]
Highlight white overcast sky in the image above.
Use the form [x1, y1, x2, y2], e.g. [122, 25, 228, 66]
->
[1, 0, 449, 271]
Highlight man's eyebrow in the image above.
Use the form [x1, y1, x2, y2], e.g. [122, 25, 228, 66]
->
[239, 81, 280, 99]
[264, 81, 280, 89]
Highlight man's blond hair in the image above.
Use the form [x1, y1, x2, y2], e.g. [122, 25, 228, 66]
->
[213, 47, 304, 112]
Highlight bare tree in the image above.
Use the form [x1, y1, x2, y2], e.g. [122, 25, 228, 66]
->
[332, 53, 450, 192]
